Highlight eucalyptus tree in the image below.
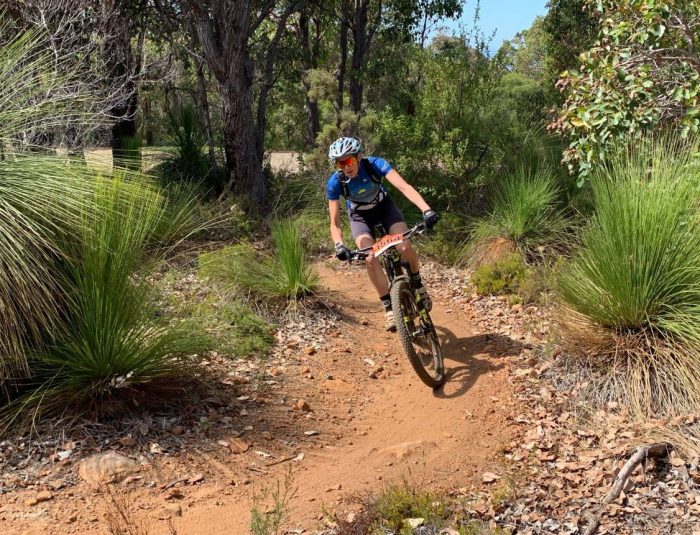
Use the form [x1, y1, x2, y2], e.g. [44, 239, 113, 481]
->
[156, 0, 304, 209]
[553, 0, 700, 178]
[334, 0, 463, 115]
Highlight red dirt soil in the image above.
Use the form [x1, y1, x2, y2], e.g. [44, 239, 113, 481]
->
[2, 262, 519, 535]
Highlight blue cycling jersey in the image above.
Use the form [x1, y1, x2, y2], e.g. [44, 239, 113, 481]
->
[326, 156, 393, 210]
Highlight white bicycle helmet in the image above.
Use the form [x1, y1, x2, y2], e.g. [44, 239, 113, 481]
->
[328, 137, 361, 160]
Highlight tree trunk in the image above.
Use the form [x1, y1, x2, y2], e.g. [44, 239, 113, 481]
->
[349, 0, 369, 114]
[104, 0, 139, 167]
[298, 11, 320, 146]
[219, 2, 264, 207]
[196, 58, 217, 169]
[336, 0, 350, 126]
[190, 0, 266, 210]
[255, 2, 299, 163]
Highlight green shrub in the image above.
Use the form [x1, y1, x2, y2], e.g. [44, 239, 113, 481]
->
[556, 135, 700, 416]
[468, 165, 568, 266]
[8, 177, 212, 422]
[153, 105, 225, 196]
[371, 480, 447, 535]
[472, 254, 530, 296]
[200, 218, 318, 303]
[268, 170, 337, 254]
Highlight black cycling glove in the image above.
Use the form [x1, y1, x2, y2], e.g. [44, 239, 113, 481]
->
[335, 242, 350, 261]
[422, 209, 439, 229]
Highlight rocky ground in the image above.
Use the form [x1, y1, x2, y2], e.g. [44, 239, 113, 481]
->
[0, 257, 697, 535]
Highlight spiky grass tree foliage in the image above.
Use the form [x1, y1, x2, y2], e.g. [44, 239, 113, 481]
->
[557, 136, 700, 417]
[268, 169, 336, 254]
[468, 165, 568, 267]
[0, 158, 95, 380]
[0, 27, 100, 146]
[200, 218, 318, 304]
[0, 24, 210, 422]
[10, 177, 211, 421]
[0, 21, 109, 381]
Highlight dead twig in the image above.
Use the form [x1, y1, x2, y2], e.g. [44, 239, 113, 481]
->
[582, 442, 671, 535]
[265, 454, 299, 467]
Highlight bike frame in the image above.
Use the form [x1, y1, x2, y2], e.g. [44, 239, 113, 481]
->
[349, 222, 431, 317]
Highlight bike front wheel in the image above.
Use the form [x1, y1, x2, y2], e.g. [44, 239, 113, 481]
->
[391, 279, 445, 388]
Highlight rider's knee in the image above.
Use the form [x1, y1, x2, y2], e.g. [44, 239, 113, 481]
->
[365, 254, 378, 268]
[397, 241, 413, 255]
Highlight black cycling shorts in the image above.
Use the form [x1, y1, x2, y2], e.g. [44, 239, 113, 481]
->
[348, 196, 405, 240]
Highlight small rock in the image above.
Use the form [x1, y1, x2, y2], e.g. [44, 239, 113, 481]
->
[482, 472, 501, 483]
[49, 480, 64, 491]
[78, 451, 138, 486]
[25, 491, 53, 507]
[301, 366, 311, 374]
[406, 518, 424, 528]
[57, 450, 73, 461]
[171, 425, 185, 436]
[261, 431, 273, 440]
[293, 399, 311, 412]
[161, 504, 182, 519]
[228, 438, 250, 454]
[304, 346, 316, 355]
[269, 367, 283, 377]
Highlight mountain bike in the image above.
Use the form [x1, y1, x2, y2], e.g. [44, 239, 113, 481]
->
[349, 222, 446, 388]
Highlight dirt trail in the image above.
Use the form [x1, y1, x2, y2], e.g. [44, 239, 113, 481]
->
[3, 262, 519, 535]
[169, 264, 516, 534]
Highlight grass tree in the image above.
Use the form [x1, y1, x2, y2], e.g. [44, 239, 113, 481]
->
[200, 218, 318, 306]
[9, 177, 212, 422]
[557, 135, 700, 417]
[0, 159, 95, 381]
[468, 165, 568, 267]
[0, 23, 106, 381]
[0, 24, 212, 422]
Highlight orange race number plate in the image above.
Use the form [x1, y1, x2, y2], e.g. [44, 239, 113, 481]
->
[372, 233, 403, 256]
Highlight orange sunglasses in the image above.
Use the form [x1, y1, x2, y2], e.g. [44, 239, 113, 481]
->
[336, 156, 356, 168]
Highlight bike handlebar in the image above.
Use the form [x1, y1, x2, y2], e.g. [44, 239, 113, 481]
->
[348, 221, 428, 261]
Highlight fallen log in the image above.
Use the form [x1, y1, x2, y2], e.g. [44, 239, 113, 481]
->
[582, 442, 671, 535]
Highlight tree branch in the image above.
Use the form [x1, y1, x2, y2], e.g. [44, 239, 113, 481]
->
[581, 443, 671, 535]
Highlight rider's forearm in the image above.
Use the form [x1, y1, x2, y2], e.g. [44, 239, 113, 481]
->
[400, 185, 431, 213]
[330, 224, 344, 245]
[386, 170, 431, 212]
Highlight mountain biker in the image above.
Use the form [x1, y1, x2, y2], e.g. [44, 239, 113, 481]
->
[326, 136, 439, 332]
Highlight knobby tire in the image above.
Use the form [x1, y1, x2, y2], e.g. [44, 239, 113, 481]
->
[390, 279, 445, 388]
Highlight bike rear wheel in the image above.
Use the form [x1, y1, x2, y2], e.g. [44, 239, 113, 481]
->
[391, 279, 445, 388]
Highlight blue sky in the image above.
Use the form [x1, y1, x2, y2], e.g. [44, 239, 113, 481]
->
[442, 0, 548, 53]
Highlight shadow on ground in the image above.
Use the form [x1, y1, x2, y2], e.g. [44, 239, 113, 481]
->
[434, 328, 524, 399]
